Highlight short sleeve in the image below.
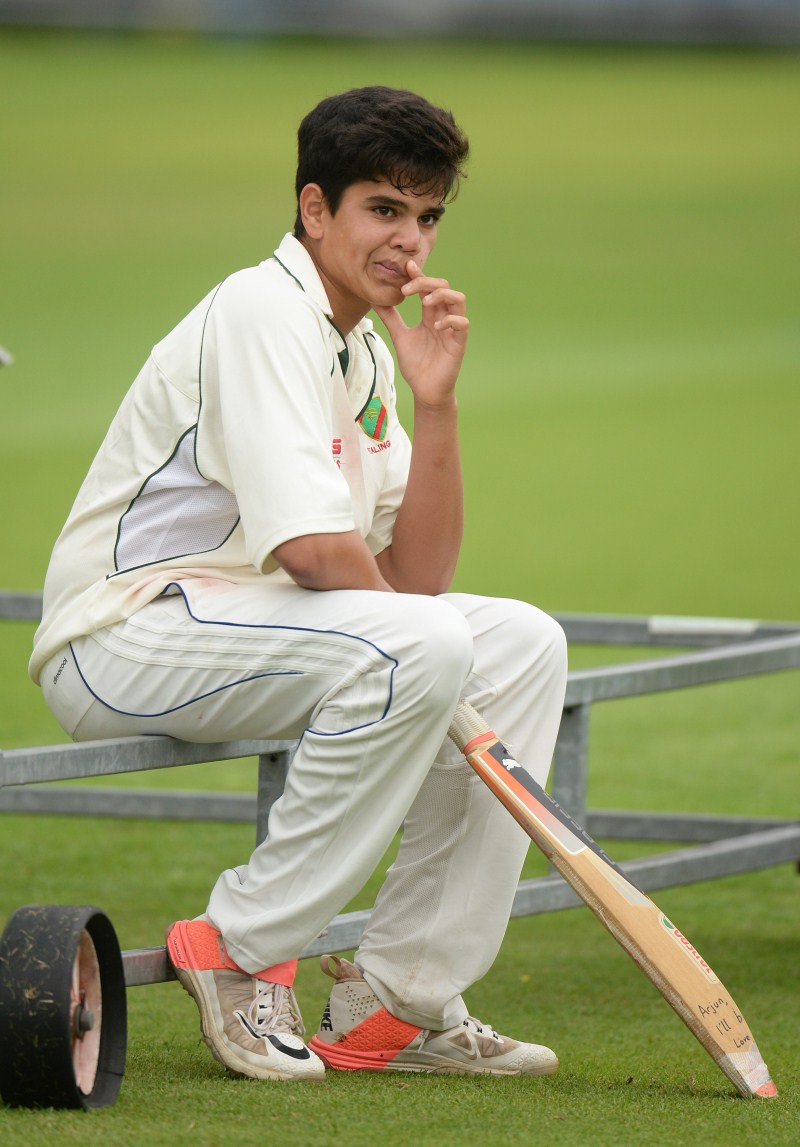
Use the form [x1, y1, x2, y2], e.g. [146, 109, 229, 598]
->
[196, 268, 356, 571]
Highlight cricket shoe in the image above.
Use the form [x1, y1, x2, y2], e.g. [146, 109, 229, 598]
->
[165, 919, 325, 1081]
[308, 954, 558, 1076]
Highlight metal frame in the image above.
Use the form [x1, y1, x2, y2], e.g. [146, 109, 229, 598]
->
[2, 592, 798, 987]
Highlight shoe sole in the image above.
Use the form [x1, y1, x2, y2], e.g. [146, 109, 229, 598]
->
[308, 1035, 558, 1076]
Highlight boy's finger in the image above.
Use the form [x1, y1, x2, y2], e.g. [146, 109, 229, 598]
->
[372, 304, 407, 337]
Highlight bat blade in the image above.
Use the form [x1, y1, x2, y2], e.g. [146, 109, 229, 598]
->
[448, 700, 777, 1099]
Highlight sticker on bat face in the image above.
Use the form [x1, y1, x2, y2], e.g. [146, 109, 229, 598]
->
[659, 915, 719, 983]
[486, 742, 647, 885]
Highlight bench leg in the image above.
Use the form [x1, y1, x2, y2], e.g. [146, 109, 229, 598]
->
[255, 748, 295, 846]
[550, 703, 591, 824]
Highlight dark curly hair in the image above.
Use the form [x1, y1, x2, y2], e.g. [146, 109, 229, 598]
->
[293, 86, 469, 238]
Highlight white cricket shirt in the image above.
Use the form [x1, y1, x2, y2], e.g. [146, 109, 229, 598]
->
[30, 234, 412, 682]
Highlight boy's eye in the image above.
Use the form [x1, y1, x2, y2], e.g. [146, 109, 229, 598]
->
[370, 205, 440, 226]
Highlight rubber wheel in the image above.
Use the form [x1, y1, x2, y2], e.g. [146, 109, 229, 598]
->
[0, 905, 127, 1109]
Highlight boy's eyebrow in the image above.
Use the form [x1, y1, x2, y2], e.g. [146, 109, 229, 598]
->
[364, 194, 446, 219]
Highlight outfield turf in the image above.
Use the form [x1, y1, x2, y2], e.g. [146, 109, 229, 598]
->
[1, 29, 798, 1145]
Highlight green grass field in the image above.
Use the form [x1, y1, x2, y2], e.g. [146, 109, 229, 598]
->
[1, 29, 798, 1145]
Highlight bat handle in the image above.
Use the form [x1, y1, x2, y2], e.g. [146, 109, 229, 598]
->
[448, 698, 490, 751]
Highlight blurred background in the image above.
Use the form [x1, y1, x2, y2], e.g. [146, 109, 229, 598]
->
[1, 2, 798, 636]
[2, 1, 800, 42]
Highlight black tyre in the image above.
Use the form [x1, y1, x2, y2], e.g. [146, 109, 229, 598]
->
[0, 905, 127, 1109]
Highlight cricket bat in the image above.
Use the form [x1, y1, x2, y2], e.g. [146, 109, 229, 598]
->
[448, 699, 778, 1099]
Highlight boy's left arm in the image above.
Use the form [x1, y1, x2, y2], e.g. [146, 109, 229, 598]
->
[373, 260, 468, 596]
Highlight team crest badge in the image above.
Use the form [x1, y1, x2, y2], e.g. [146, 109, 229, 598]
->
[358, 397, 388, 442]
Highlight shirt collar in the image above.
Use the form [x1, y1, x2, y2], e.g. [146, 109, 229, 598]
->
[271, 233, 374, 336]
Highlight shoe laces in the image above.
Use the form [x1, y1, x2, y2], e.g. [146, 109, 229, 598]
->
[463, 1016, 500, 1042]
[247, 982, 305, 1038]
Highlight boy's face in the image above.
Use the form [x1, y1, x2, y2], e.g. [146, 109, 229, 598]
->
[302, 178, 445, 330]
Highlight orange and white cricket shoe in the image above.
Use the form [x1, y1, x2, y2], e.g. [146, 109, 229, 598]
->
[166, 919, 325, 1081]
[308, 954, 558, 1076]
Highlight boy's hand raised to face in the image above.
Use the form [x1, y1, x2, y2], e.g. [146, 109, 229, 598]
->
[373, 259, 468, 411]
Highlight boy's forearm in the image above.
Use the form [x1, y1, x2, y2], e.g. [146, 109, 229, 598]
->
[376, 398, 463, 596]
[273, 531, 394, 592]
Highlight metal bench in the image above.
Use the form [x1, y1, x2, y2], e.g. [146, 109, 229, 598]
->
[2, 590, 799, 987]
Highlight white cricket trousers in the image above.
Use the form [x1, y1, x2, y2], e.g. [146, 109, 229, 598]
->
[42, 578, 567, 1030]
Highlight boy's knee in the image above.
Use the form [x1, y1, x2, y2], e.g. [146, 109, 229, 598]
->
[534, 609, 568, 670]
[400, 597, 474, 698]
[497, 600, 568, 678]
[423, 597, 475, 672]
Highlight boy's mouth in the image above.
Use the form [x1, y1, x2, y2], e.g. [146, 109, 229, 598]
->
[373, 260, 407, 283]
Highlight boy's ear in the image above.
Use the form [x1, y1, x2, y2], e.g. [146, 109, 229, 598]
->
[299, 183, 327, 239]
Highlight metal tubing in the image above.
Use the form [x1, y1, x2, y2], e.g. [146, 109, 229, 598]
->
[255, 749, 295, 845]
[564, 632, 800, 706]
[585, 809, 796, 843]
[0, 591, 42, 621]
[0, 785, 257, 822]
[0, 736, 296, 787]
[554, 612, 799, 648]
[550, 703, 591, 823]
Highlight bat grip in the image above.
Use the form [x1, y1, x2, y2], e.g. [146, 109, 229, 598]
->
[448, 698, 490, 750]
